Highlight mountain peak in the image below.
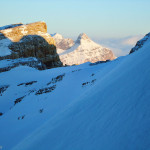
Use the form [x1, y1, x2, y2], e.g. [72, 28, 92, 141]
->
[76, 33, 91, 43]
[78, 33, 89, 38]
[59, 33, 116, 65]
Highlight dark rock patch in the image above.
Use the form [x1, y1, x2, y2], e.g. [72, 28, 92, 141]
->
[18, 115, 25, 120]
[17, 81, 37, 87]
[47, 74, 65, 85]
[0, 112, 3, 116]
[82, 79, 96, 87]
[91, 73, 95, 76]
[89, 60, 110, 66]
[35, 85, 56, 95]
[72, 69, 81, 73]
[0, 85, 9, 96]
[39, 109, 44, 113]
[14, 96, 25, 105]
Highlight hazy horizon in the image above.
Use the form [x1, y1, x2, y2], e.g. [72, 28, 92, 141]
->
[51, 32, 143, 57]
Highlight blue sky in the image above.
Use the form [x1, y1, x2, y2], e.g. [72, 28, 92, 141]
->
[0, 0, 150, 38]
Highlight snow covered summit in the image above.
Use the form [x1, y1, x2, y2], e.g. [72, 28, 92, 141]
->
[59, 33, 116, 65]
[76, 33, 92, 44]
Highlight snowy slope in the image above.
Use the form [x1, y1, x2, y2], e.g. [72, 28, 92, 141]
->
[9, 35, 150, 150]
[0, 57, 118, 150]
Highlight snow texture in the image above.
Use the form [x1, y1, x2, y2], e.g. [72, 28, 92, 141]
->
[0, 57, 38, 68]
[0, 39, 12, 56]
[0, 34, 150, 150]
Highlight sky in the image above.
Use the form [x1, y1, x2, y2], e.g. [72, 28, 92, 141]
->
[0, 0, 150, 39]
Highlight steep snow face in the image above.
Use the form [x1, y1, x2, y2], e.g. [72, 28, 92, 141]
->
[59, 33, 116, 65]
[51, 33, 74, 50]
[130, 32, 150, 53]
[10, 34, 150, 150]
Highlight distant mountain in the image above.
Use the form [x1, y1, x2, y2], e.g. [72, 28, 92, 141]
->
[58, 33, 116, 65]
[51, 33, 74, 50]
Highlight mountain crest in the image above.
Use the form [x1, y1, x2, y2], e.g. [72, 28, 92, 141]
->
[76, 33, 91, 44]
[59, 33, 116, 65]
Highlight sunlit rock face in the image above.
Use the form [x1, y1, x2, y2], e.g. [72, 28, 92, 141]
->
[0, 22, 48, 42]
[58, 33, 116, 65]
[0, 22, 62, 71]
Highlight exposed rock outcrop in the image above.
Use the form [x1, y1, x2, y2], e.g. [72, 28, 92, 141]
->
[51, 33, 74, 50]
[130, 33, 150, 54]
[0, 22, 48, 42]
[0, 22, 62, 71]
[58, 33, 116, 65]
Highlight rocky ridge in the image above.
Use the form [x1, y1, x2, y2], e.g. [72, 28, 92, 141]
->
[0, 22, 62, 72]
[130, 33, 150, 54]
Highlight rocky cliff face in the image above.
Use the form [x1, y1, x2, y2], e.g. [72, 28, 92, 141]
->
[59, 33, 116, 65]
[0, 22, 62, 71]
[130, 33, 150, 54]
[0, 22, 48, 42]
[51, 33, 74, 50]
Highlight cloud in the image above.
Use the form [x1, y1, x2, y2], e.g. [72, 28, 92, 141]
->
[122, 35, 143, 46]
[92, 35, 143, 57]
